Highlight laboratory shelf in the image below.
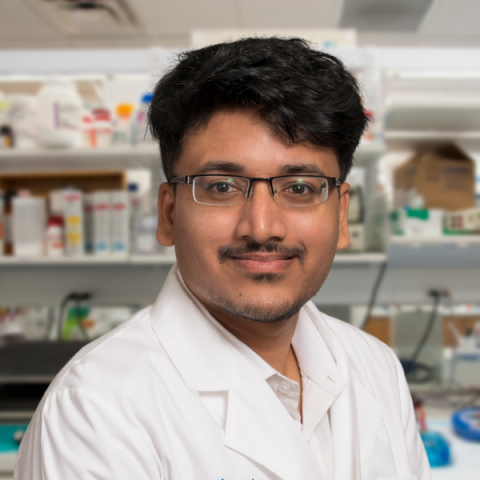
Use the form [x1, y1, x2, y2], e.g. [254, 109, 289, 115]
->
[0, 145, 160, 172]
[352, 141, 385, 166]
[388, 236, 480, 268]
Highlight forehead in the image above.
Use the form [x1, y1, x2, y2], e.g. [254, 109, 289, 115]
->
[177, 110, 339, 177]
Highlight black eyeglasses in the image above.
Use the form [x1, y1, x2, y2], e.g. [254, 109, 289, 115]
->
[169, 174, 342, 207]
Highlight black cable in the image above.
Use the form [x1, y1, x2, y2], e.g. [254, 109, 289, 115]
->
[360, 261, 388, 331]
[409, 291, 442, 364]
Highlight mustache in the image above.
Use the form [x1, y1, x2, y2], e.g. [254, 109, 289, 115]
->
[218, 242, 306, 264]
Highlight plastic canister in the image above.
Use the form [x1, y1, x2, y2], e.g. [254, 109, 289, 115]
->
[92, 108, 112, 148]
[45, 216, 64, 257]
[113, 103, 134, 145]
[37, 77, 83, 148]
[133, 93, 154, 145]
[7, 94, 37, 149]
[12, 196, 46, 257]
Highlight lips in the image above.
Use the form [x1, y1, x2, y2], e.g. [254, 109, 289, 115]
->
[230, 253, 295, 273]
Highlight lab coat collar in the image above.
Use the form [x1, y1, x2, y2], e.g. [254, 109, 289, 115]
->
[302, 302, 384, 480]
[149, 264, 230, 391]
[150, 265, 324, 479]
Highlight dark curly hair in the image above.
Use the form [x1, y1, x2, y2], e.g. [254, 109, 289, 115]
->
[148, 37, 368, 182]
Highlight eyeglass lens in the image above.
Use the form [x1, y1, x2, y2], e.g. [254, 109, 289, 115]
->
[192, 176, 329, 207]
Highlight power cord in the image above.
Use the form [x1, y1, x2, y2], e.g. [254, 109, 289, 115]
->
[400, 290, 447, 384]
[360, 261, 388, 331]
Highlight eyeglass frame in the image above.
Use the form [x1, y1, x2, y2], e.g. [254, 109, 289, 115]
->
[169, 174, 343, 207]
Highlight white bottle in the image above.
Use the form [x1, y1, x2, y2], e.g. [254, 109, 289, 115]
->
[83, 193, 94, 253]
[45, 216, 64, 257]
[93, 191, 111, 255]
[12, 196, 46, 257]
[37, 77, 82, 148]
[111, 191, 129, 255]
[132, 93, 153, 145]
[63, 189, 84, 256]
[7, 94, 37, 149]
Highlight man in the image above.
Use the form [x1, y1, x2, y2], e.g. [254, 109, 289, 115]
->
[16, 38, 430, 480]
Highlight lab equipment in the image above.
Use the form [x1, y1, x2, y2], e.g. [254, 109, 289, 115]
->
[420, 431, 451, 467]
[93, 191, 111, 255]
[37, 77, 82, 148]
[452, 407, 480, 442]
[12, 195, 46, 257]
[63, 189, 84, 256]
[6, 94, 37, 149]
[111, 191, 129, 255]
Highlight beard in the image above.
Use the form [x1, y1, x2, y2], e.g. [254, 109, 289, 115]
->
[201, 241, 328, 323]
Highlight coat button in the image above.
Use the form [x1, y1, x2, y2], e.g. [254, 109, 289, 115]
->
[278, 382, 292, 394]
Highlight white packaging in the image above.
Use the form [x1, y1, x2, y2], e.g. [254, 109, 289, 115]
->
[7, 94, 37, 149]
[37, 77, 82, 148]
[63, 190, 84, 256]
[45, 219, 64, 257]
[134, 214, 161, 254]
[111, 191, 129, 255]
[49, 189, 65, 215]
[83, 194, 94, 253]
[12, 196, 46, 257]
[93, 191, 111, 255]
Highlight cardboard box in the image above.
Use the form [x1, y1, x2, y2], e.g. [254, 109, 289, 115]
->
[393, 144, 475, 211]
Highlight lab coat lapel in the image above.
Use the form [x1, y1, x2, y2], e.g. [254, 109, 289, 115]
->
[303, 303, 383, 480]
[224, 344, 324, 480]
[151, 266, 324, 480]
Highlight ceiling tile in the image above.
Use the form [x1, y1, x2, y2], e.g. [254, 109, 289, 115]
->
[237, 0, 340, 28]
[420, 0, 480, 36]
[131, 0, 239, 36]
[0, 0, 58, 38]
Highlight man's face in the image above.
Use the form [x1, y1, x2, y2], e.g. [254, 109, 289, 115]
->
[157, 110, 350, 323]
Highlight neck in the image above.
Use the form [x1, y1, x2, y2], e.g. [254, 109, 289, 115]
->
[204, 302, 299, 377]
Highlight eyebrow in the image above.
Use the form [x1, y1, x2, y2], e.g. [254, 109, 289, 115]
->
[195, 161, 327, 176]
[196, 161, 245, 175]
[278, 163, 327, 176]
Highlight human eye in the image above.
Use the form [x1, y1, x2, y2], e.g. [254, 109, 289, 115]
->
[282, 178, 317, 196]
[205, 177, 243, 194]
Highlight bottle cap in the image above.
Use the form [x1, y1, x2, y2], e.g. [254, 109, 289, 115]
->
[116, 104, 134, 117]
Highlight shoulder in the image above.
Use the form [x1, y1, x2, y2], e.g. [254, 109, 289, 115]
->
[46, 305, 165, 400]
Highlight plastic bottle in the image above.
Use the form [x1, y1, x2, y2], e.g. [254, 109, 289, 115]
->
[63, 189, 84, 256]
[0, 92, 12, 149]
[93, 191, 111, 255]
[37, 77, 83, 148]
[92, 108, 113, 148]
[7, 94, 37, 149]
[12, 195, 46, 257]
[111, 191, 129, 255]
[113, 103, 134, 145]
[45, 216, 64, 257]
[132, 93, 153, 145]
[127, 183, 141, 252]
[0, 93, 13, 149]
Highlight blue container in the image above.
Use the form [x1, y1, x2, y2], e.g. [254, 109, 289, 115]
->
[420, 431, 451, 467]
[0, 425, 28, 454]
[452, 407, 480, 442]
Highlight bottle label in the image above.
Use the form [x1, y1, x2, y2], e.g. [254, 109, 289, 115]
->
[54, 102, 81, 131]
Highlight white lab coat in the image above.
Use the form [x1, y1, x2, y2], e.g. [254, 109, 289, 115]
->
[15, 265, 431, 480]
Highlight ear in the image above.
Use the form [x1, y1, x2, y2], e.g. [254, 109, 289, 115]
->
[336, 182, 350, 250]
[157, 182, 175, 247]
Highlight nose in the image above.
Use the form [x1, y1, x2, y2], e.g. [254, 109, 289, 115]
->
[235, 180, 287, 244]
